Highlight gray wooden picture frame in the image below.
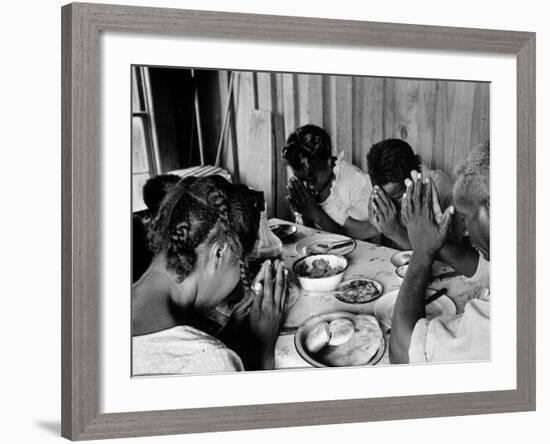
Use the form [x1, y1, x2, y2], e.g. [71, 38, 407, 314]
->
[61, 2, 536, 440]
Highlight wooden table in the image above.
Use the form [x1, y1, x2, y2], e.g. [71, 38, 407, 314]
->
[270, 218, 485, 369]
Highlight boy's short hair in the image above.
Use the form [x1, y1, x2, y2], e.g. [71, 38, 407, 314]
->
[366, 139, 421, 186]
[453, 140, 490, 208]
[142, 174, 181, 215]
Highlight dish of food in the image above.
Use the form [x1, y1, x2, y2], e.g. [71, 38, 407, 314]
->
[295, 312, 385, 367]
[373, 288, 457, 330]
[295, 257, 344, 278]
[295, 234, 356, 256]
[334, 278, 383, 304]
[292, 254, 348, 292]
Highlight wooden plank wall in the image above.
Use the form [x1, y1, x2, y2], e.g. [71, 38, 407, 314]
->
[212, 70, 490, 219]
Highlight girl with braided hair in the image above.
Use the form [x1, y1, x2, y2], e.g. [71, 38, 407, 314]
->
[132, 176, 288, 374]
[283, 124, 379, 240]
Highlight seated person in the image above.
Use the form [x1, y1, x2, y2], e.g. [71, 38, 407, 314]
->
[282, 124, 378, 240]
[132, 176, 287, 374]
[133, 174, 180, 283]
[366, 138, 455, 250]
[389, 141, 490, 364]
[142, 173, 181, 217]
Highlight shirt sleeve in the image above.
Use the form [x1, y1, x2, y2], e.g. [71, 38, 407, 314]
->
[133, 326, 244, 375]
[465, 253, 491, 290]
[408, 318, 430, 363]
[344, 168, 372, 222]
[408, 299, 490, 364]
[320, 160, 372, 226]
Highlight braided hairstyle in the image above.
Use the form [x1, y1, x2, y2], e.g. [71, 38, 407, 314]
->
[229, 184, 262, 293]
[367, 139, 422, 187]
[147, 176, 260, 283]
[282, 124, 333, 174]
[142, 174, 181, 215]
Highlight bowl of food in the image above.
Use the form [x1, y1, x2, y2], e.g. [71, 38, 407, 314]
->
[334, 277, 384, 304]
[292, 254, 348, 292]
[295, 311, 385, 367]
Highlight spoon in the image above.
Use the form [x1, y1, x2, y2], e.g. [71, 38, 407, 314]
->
[425, 287, 448, 305]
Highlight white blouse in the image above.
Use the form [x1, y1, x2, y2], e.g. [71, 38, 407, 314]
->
[133, 325, 244, 376]
[319, 153, 373, 226]
[408, 254, 491, 364]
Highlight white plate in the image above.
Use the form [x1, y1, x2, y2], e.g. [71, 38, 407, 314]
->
[390, 250, 413, 267]
[294, 234, 356, 256]
[373, 289, 457, 330]
[294, 311, 386, 367]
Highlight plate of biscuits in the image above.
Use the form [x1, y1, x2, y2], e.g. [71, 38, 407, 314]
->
[294, 311, 385, 367]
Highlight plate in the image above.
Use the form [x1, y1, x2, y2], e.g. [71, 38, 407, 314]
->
[269, 223, 297, 241]
[390, 250, 412, 267]
[373, 289, 457, 330]
[294, 311, 385, 367]
[294, 234, 356, 256]
[334, 277, 384, 304]
[395, 260, 455, 280]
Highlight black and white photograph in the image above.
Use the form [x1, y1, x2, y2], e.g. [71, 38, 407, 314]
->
[131, 66, 491, 376]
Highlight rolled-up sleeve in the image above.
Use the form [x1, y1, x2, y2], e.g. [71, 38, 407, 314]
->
[408, 318, 430, 363]
[407, 298, 490, 364]
[347, 173, 372, 222]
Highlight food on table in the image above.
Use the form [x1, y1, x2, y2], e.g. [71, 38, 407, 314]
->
[295, 258, 344, 279]
[335, 279, 382, 303]
[318, 315, 383, 367]
[328, 318, 355, 346]
[304, 314, 383, 366]
[305, 321, 331, 353]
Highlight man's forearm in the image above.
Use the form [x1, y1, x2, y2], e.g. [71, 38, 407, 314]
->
[389, 251, 433, 364]
[386, 225, 412, 250]
[343, 217, 379, 240]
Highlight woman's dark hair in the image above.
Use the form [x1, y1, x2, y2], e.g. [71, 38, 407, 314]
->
[282, 124, 332, 172]
[366, 139, 422, 186]
[142, 174, 181, 215]
[147, 176, 260, 282]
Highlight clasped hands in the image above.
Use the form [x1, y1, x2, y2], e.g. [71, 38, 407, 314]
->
[286, 176, 319, 220]
[400, 171, 454, 258]
[369, 170, 453, 257]
[228, 259, 288, 353]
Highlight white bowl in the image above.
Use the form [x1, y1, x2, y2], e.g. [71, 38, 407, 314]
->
[292, 254, 348, 292]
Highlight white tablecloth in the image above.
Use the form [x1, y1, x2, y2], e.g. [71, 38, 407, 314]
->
[270, 218, 484, 369]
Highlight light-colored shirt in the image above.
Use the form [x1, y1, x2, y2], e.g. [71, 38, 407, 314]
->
[133, 325, 244, 375]
[319, 153, 372, 226]
[408, 253, 490, 364]
[465, 253, 491, 290]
